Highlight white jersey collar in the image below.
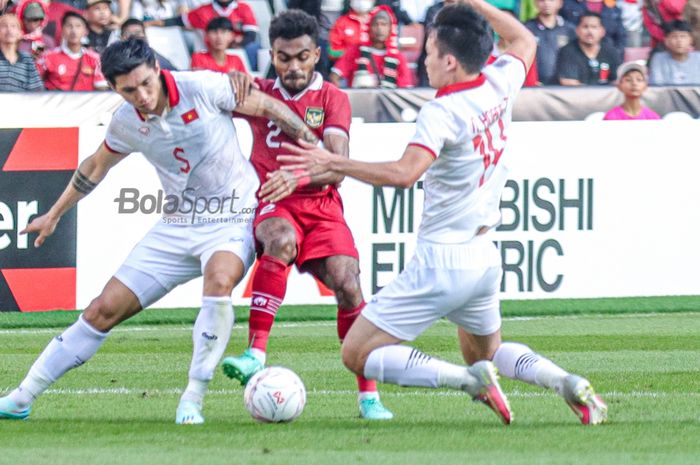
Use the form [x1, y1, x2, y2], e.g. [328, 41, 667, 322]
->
[61, 42, 84, 59]
[273, 72, 323, 101]
[213, 1, 239, 16]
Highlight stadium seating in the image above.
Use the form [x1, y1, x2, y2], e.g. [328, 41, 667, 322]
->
[247, 0, 276, 49]
[623, 46, 651, 63]
[146, 27, 193, 70]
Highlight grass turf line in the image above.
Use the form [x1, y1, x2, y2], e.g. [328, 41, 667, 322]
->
[1, 295, 699, 329]
[0, 313, 698, 465]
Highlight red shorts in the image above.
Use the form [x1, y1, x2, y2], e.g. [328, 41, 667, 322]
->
[253, 187, 359, 268]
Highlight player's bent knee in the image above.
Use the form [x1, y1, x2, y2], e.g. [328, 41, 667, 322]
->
[83, 295, 121, 331]
[203, 271, 236, 296]
[341, 339, 366, 376]
[330, 270, 362, 306]
[264, 236, 297, 263]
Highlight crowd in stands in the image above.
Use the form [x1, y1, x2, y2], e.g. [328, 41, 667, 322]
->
[1, 0, 700, 118]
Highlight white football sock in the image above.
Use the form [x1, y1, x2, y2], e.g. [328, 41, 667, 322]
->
[493, 342, 568, 393]
[364, 345, 470, 390]
[182, 296, 234, 405]
[9, 314, 108, 408]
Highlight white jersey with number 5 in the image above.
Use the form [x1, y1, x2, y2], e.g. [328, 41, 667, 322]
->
[104, 70, 259, 222]
[408, 54, 526, 244]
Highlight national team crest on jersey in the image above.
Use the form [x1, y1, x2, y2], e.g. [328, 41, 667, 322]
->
[304, 107, 324, 128]
[181, 109, 199, 124]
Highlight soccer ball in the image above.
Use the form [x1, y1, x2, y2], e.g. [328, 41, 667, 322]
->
[244, 366, 306, 423]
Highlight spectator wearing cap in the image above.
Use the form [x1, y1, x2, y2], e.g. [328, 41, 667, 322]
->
[556, 11, 621, 85]
[0, 13, 44, 91]
[36, 11, 107, 90]
[560, 0, 626, 59]
[148, 0, 260, 70]
[649, 19, 700, 84]
[16, 0, 55, 57]
[330, 7, 411, 88]
[604, 61, 661, 119]
[190, 16, 248, 73]
[524, 0, 576, 85]
[85, 0, 117, 53]
[120, 17, 177, 69]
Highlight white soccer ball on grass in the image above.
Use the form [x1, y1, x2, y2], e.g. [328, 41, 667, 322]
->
[244, 366, 306, 423]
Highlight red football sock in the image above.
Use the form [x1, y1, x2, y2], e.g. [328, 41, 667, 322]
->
[337, 301, 378, 393]
[248, 255, 289, 352]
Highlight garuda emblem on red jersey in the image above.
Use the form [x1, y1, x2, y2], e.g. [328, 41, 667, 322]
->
[304, 107, 324, 129]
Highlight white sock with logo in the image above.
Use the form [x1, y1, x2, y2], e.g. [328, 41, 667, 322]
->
[181, 297, 234, 405]
[363, 345, 469, 390]
[493, 342, 568, 394]
[8, 314, 108, 408]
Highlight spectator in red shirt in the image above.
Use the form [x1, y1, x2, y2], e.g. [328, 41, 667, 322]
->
[36, 11, 107, 90]
[191, 17, 248, 73]
[149, 0, 260, 70]
[644, 0, 687, 48]
[329, 0, 400, 61]
[16, 0, 55, 57]
[330, 7, 411, 87]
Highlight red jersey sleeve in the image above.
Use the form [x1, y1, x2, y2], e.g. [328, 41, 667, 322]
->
[190, 52, 207, 70]
[228, 54, 248, 72]
[185, 6, 210, 30]
[329, 16, 349, 59]
[92, 55, 107, 88]
[330, 45, 358, 80]
[322, 84, 351, 137]
[395, 52, 413, 88]
[524, 58, 538, 87]
[237, 2, 258, 29]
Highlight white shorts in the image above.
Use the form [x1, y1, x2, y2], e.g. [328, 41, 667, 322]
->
[362, 235, 502, 341]
[114, 219, 255, 308]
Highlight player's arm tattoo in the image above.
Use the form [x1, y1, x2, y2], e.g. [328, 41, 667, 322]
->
[71, 169, 98, 195]
[261, 98, 319, 145]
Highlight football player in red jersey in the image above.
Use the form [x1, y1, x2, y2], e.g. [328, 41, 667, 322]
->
[222, 9, 393, 420]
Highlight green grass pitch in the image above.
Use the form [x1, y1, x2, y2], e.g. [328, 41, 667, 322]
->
[0, 306, 698, 465]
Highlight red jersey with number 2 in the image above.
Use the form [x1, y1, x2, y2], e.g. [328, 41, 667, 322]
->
[239, 72, 351, 196]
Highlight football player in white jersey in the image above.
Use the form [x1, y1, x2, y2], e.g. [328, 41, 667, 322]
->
[0, 38, 322, 425]
[279, 1, 608, 425]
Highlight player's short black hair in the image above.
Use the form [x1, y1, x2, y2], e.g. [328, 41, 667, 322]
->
[121, 17, 144, 34]
[432, 4, 493, 75]
[268, 9, 318, 46]
[206, 16, 234, 32]
[101, 38, 157, 85]
[663, 19, 692, 35]
[62, 10, 88, 28]
[577, 11, 602, 26]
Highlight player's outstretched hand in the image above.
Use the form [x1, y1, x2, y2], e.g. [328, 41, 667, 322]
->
[277, 139, 337, 174]
[259, 170, 299, 203]
[229, 71, 258, 107]
[20, 213, 59, 248]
